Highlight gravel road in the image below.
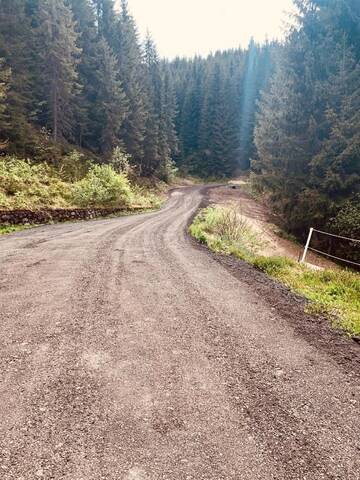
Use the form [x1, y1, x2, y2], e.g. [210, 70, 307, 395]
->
[0, 186, 359, 480]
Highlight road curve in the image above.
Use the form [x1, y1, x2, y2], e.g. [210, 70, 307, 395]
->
[0, 186, 359, 480]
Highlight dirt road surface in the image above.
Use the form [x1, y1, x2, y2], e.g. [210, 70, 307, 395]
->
[0, 186, 359, 480]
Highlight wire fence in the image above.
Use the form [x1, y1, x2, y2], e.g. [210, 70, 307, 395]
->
[313, 228, 360, 244]
[300, 227, 360, 268]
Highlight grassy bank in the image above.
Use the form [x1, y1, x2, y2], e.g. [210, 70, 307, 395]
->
[190, 205, 360, 337]
[0, 155, 163, 213]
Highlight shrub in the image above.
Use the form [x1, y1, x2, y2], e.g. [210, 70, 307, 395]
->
[110, 147, 133, 176]
[191, 205, 262, 255]
[131, 184, 162, 209]
[156, 158, 178, 183]
[0, 156, 71, 209]
[58, 150, 93, 182]
[72, 164, 133, 208]
[330, 194, 360, 239]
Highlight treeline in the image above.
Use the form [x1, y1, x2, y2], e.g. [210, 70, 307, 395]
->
[254, 0, 360, 241]
[0, 0, 178, 180]
[0, 0, 275, 180]
[0, 0, 359, 246]
[167, 42, 276, 177]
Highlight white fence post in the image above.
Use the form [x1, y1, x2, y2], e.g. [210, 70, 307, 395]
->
[300, 227, 314, 264]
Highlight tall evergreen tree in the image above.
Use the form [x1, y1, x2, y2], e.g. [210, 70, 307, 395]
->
[254, 0, 360, 234]
[115, 0, 148, 169]
[178, 60, 204, 169]
[69, 0, 128, 154]
[36, 0, 81, 143]
[142, 34, 161, 176]
[92, 0, 117, 43]
[0, 58, 10, 146]
[91, 37, 128, 155]
[161, 68, 179, 162]
[0, 0, 38, 154]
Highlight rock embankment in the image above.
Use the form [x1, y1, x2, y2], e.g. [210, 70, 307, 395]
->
[0, 207, 140, 226]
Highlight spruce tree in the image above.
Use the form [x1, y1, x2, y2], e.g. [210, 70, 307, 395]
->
[178, 61, 204, 170]
[92, 0, 117, 44]
[68, 0, 97, 147]
[69, 0, 128, 154]
[161, 68, 179, 162]
[0, 0, 38, 154]
[36, 0, 81, 143]
[115, 0, 148, 169]
[0, 58, 10, 147]
[254, 0, 360, 233]
[91, 38, 128, 155]
[142, 34, 161, 175]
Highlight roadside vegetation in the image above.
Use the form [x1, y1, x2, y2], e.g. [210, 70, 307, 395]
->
[190, 205, 360, 337]
[0, 224, 35, 235]
[0, 152, 163, 212]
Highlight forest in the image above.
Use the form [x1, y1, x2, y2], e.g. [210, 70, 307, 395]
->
[0, 0, 359, 242]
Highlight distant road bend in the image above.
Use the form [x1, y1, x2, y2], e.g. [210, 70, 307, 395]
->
[0, 186, 359, 479]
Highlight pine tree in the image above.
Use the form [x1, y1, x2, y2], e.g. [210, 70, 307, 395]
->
[0, 0, 38, 154]
[211, 78, 240, 177]
[92, 0, 116, 38]
[36, 0, 81, 143]
[142, 34, 161, 176]
[68, 0, 97, 147]
[91, 38, 128, 155]
[0, 58, 10, 147]
[115, 0, 148, 169]
[178, 60, 204, 169]
[161, 68, 179, 162]
[156, 70, 178, 181]
[68, 0, 128, 154]
[254, 0, 360, 233]
[311, 61, 360, 202]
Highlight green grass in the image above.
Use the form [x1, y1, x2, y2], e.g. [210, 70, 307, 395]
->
[0, 224, 36, 235]
[190, 205, 360, 337]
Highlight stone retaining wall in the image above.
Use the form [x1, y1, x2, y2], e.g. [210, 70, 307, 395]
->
[0, 207, 141, 226]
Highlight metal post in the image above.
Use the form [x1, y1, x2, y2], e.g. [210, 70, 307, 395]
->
[300, 228, 314, 264]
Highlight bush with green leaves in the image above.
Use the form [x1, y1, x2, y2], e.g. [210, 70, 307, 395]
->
[110, 147, 133, 176]
[0, 156, 71, 209]
[0, 155, 163, 213]
[71, 164, 133, 208]
[58, 150, 93, 182]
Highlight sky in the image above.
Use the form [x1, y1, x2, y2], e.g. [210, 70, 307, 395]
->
[122, 0, 296, 59]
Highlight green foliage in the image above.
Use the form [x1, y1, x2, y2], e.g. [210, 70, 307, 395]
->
[168, 43, 276, 177]
[254, 0, 360, 239]
[0, 0, 179, 182]
[71, 164, 133, 208]
[330, 195, 360, 239]
[191, 205, 360, 336]
[58, 150, 93, 182]
[130, 184, 162, 210]
[110, 147, 133, 176]
[0, 58, 10, 136]
[190, 205, 262, 259]
[0, 224, 35, 235]
[252, 256, 296, 276]
[0, 157, 72, 209]
[37, 0, 81, 142]
[0, 156, 163, 211]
